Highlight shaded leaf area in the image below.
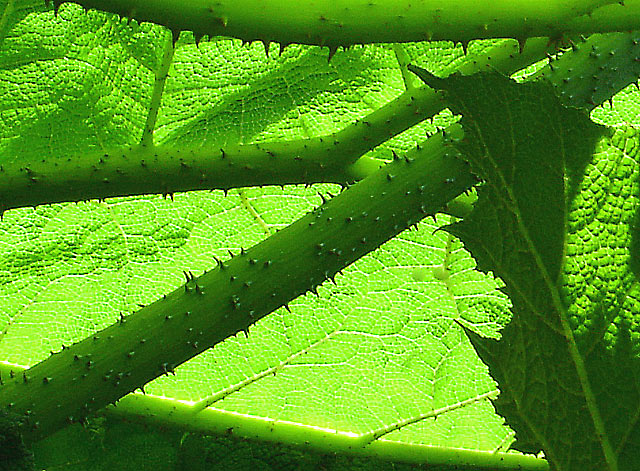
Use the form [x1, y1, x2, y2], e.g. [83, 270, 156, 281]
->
[0, 0, 166, 155]
[424, 72, 640, 470]
[0, 1, 432, 161]
[0, 2, 521, 167]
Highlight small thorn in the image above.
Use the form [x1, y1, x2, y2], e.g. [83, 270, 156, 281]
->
[516, 37, 526, 54]
[283, 304, 291, 313]
[171, 29, 180, 45]
[261, 40, 271, 58]
[327, 45, 338, 63]
[460, 40, 470, 55]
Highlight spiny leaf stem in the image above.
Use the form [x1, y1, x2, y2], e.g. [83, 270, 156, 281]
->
[44, 0, 634, 47]
[0, 126, 475, 446]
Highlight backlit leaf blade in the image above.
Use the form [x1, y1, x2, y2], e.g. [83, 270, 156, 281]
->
[415, 71, 640, 470]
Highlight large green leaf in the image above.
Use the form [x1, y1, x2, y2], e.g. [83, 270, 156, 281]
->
[427, 72, 640, 470]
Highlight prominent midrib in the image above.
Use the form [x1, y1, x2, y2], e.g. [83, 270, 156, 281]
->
[477, 129, 618, 469]
[489, 152, 618, 470]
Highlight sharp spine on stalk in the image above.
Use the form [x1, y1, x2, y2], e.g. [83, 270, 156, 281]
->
[327, 45, 339, 63]
[260, 40, 271, 58]
[279, 43, 290, 57]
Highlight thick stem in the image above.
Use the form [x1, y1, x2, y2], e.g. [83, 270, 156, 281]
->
[45, 0, 631, 46]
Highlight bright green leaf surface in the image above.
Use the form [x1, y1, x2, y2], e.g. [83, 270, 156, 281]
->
[0, 195, 514, 451]
[0, 2, 529, 468]
[437, 73, 640, 470]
